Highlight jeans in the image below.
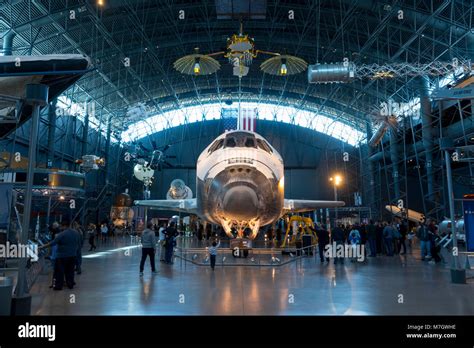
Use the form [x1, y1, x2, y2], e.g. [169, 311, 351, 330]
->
[420, 240, 432, 259]
[384, 238, 393, 256]
[368, 238, 377, 256]
[139, 248, 156, 272]
[398, 237, 407, 254]
[88, 236, 96, 250]
[165, 245, 174, 263]
[210, 254, 216, 269]
[334, 241, 344, 264]
[54, 256, 76, 289]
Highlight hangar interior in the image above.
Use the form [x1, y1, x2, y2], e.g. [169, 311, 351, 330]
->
[0, 0, 473, 315]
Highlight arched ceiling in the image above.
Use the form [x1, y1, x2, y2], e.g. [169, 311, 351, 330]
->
[1, 0, 473, 135]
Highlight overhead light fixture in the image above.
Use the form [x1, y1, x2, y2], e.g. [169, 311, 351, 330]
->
[280, 62, 288, 76]
[97, 0, 104, 6]
[193, 61, 201, 75]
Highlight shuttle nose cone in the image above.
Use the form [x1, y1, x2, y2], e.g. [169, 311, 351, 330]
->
[222, 186, 258, 220]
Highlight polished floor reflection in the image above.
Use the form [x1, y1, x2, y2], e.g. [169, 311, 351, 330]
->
[30, 239, 474, 315]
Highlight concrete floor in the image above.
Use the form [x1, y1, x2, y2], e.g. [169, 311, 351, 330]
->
[30, 238, 474, 315]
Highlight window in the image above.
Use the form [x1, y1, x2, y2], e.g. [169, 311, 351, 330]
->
[245, 137, 256, 148]
[208, 139, 224, 153]
[120, 102, 366, 146]
[257, 139, 272, 153]
[225, 137, 236, 148]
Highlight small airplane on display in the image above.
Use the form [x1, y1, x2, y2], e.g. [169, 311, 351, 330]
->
[135, 130, 345, 239]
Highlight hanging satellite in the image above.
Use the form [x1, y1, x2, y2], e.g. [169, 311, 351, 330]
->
[75, 155, 105, 173]
[368, 109, 399, 147]
[133, 163, 154, 187]
[173, 22, 307, 78]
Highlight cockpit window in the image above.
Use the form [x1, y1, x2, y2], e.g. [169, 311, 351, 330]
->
[225, 137, 236, 148]
[257, 139, 273, 153]
[208, 139, 224, 153]
[245, 137, 256, 148]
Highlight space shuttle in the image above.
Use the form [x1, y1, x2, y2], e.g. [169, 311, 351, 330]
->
[134, 130, 345, 239]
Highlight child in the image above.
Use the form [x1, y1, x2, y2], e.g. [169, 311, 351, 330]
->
[207, 239, 221, 270]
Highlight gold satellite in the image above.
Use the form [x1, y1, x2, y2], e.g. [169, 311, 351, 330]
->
[173, 23, 307, 78]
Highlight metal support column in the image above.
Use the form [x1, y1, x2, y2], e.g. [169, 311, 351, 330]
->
[13, 84, 49, 315]
[420, 77, 435, 200]
[81, 99, 90, 157]
[389, 128, 400, 201]
[46, 99, 57, 168]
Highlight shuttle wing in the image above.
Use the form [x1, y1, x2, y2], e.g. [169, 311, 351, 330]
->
[283, 199, 345, 213]
[134, 199, 198, 214]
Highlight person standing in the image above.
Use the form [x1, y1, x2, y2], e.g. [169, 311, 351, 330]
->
[375, 221, 384, 254]
[315, 224, 330, 263]
[207, 239, 221, 270]
[72, 222, 84, 274]
[139, 221, 158, 276]
[275, 227, 282, 247]
[158, 222, 167, 262]
[398, 220, 408, 255]
[382, 222, 394, 256]
[392, 222, 401, 255]
[348, 225, 361, 262]
[87, 223, 97, 251]
[367, 220, 377, 257]
[164, 222, 178, 264]
[100, 223, 108, 243]
[417, 221, 432, 261]
[40, 220, 81, 290]
[331, 224, 346, 264]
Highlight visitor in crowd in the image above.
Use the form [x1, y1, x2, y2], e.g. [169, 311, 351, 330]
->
[392, 222, 401, 255]
[139, 221, 158, 276]
[100, 223, 108, 243]
[316, 224, 330, 263]
[375, 221, 384, 254]
[87, 223, 97, 251]
[158, 222, 167, 262]
[164, 221, 178, 264]
[331, 224, 346, 264]
[207, 239, 221, 270]
[382, 222, 394, 256]
[275, 227, 283, 247]
[398, 220, 408, 255]
[295, 227, 303, 256]
[47, 222, 60, 288]
[367, 220, 377, 257]
[72, 222, 84, 274]
[348, 225, 361, 262]
[416, 221, 432, 260]
[40, 220, 81, 290]
[429, 223, 442, 264]
[407, 226, 416, 252]
[359, 223, 367, 259]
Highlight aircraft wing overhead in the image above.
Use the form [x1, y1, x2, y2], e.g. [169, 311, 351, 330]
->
[134, 199, 197, 214]
[283, 199, 345, 213]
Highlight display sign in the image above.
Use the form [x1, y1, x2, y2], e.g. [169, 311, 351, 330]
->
[463, 200, 474, 252]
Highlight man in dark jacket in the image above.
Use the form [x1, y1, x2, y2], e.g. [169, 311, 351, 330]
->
[367, 220, 377, 257]
[331, 224, 346, 264]
[41, 220, 81, 290]
[398, 220, 408, 255]
[315, 224, 330, 263]
[164, 222, 178, 264]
